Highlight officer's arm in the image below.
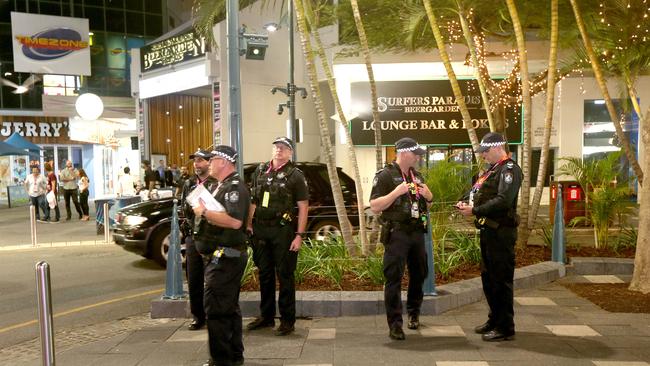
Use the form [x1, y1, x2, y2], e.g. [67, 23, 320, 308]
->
[472, 167, 522, 216]
[296, 200, 308, 236]
[180, 180, 193, 219]
[247, 203, 256, 230]
[369, 172, 401, 214]
[204, 210, 243, 229]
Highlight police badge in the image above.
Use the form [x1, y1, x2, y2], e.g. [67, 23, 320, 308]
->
[229, 191, 239, 202]
[277, 172, 286, 179]
[504, 172, 513, 184]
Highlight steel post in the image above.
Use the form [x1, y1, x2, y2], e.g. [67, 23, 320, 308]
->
[35, 261, 55, 366]
[227, 0, 243, 175]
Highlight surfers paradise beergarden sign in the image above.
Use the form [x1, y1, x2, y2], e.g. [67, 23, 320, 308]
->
[140, 29, 209, 72]
[350, 80, 522, 146]
[11, 12, 91, 75]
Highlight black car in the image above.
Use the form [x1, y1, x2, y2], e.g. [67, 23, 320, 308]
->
[113, 162, 363, 267]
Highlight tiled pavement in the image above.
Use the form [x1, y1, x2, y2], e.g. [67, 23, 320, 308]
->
[3, 274, 649, 366]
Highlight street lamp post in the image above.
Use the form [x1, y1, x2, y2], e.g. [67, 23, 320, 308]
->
[227, 0, 244, 174]
[269, 0, 307, 162]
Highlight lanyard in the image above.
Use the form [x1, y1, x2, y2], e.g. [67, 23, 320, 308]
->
[472, 157, 509, 191]
[400, 168, 420, 201]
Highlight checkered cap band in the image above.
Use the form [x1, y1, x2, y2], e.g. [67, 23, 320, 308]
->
[210, 150, 237, 163]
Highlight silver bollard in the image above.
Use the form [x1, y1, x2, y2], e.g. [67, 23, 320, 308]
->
[35, 261, 55, 366]
[30, 205, 38, 247]
[103, 202, 110, 244]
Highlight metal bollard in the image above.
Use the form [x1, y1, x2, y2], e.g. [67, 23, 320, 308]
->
[103, 202, 110, 244]
[164, 199, 184, 299]
[35, 261, 55, 366]
[423, 219, 437, 296]
[30, 205, 38, 247]
[552, 184, 566, 263]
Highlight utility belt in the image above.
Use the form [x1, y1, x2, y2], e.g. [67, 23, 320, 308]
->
[474, 215, 519, 230]
[253, 212, 293, 226]
[201, 245, 246, 263]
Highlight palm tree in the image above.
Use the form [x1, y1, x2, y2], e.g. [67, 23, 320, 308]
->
[528, 0, 559, 231]
[569, 0, 644, 185]
[294, 0, 357, 255]
[630, 105, 650, 293]
[301, 0, 370, 254]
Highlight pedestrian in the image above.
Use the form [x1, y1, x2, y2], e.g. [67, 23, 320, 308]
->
[157, 159, 166, 188]
[142, 160, 157, 192]
[117, 166, 136, 197]
[369, 137, 433, 341]
[58, 160, 83, 221]
[78, 168, 90, 221]
[191, 145, 249, 366]
[246, 137, 308, 337]
[24, 165, 48, 222]
[176, 165, 190, 198]
[44, 162, 61, 222]
[456, 132, 522, 342]
[180, 149, 217, 331]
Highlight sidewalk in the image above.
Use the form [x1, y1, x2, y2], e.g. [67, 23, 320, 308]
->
[4, 275, 649, 366]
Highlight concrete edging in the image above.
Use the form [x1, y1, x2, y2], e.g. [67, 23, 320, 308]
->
[151, 260, 566, 318]
[566, 256, 635, 276]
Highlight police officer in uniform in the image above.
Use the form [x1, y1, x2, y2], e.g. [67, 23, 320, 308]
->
[370, 137, 433, 341]
[456, 132, 522, 342]
[180, 149, 217, 331]
[192, 145, 250, 366]
[246, 137, 308, 336]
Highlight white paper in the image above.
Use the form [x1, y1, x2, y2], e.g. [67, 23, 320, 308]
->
[187, 184, 225, 212]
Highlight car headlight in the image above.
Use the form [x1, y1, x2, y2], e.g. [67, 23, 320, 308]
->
[123, 215, 148, 226]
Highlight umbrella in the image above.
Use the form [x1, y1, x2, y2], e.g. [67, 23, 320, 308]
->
[5, 132, 42, 151]
[0, 140, 30, 156]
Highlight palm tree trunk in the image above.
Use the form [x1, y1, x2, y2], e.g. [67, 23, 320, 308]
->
[423, 0, 480, 158]
[629, 104, 650, 293]
[528, 0, 558, 230]
[625, 73, 643, 121]
[456, 2, 495, 132]
[306, 8, 370, 254]
[294, 0, 356, 256]
[349, 0, 382, 171]
[569, 0, 644, 186]
[505, 0, 532, 248]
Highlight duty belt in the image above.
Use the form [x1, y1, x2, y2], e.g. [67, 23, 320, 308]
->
[201, 246, 244, 262]
[475, 217, 500, 229]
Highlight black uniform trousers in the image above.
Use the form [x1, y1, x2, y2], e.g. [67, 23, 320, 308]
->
[185, 238, 205, 323]
[204, 251, 247, 366]
[383, 229, 428, 329]
[479, 226, 516, 333]
[251, 223, 298, 325]
[63, 188, 82, 219]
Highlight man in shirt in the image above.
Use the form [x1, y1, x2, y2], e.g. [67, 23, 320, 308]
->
[44, 162, 60, 222]
[59, 160, 83, 221]
[24, 166, 48, 222]
[117, 167, 136, 197]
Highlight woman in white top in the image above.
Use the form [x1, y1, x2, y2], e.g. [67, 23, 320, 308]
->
[118, 166, 136, 197]
[77, 168, 91, 221]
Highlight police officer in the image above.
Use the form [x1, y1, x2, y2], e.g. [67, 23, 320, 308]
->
[192, 145, 250, 366]
[370, 137, 433, 341]
[179, 149, 217, 331]
[246, 137, 308, 336]
[456, 132, 522, 342]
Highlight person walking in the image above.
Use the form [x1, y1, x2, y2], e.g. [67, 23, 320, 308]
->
[456, 132, 522, 342]
[24, 166, 48, 222]
[142, 160, 157, 192]
[44, 162, 60, 222]
[369, 137, 433, 341]
[192, 145, 249, 366]
[179, 149, 217, 331]
[59, 160, 83, 220]
[246, 137, 309, 336]
[117, 167, 136, 197]
[78, 168, 90, 221]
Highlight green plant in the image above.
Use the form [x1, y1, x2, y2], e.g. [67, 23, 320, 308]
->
[241, 247, 255, 286]
[296, 236, 353, 288]
[352, 248, 385, 285]
[611, 226, 638, 254]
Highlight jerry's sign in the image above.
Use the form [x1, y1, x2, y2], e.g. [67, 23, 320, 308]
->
[350, 80, 522, 146]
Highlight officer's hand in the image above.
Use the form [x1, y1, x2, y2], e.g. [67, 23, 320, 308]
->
[418, 183, 433, 202]
[192, 200, 206, 217]
[393, 182, 410, 196]
[289, 235, 302, 252]
[456, 201, 473, 217]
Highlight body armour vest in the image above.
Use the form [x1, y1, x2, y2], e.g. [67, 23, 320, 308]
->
[380, 163, 428, 224]
[253, 162, 298, 220]
[472, 158, 519, 227]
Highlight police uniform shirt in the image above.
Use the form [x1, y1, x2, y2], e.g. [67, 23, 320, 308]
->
[472, 159, 523, 219]
[180, 175, 218, 226]
[215, 172, 250, 229]
[370, 162, 427, 222]
[251, 161, 309, 211]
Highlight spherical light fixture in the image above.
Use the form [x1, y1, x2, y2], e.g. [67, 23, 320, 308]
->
[75, 93, 104, 120]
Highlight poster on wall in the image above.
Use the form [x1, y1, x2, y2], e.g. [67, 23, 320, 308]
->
[213, 82, 221, 146]
[11, 12, 91, 75]
[11, 156, 28, 184]
[349, 80, 522, 146]
[0, 157, 10, 200]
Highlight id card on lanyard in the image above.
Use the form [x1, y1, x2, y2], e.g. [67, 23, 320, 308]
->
[400, 169, 420, 219]
[470, 157, 508, 206]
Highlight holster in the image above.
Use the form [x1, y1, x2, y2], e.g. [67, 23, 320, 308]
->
[379, 222, 392, 245]
[475, 217, 500, 230]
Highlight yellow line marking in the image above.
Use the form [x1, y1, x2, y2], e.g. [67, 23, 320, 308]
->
[0, 288, 164, 334]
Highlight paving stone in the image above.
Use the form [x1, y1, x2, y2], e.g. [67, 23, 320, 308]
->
[592, 362, 650, 366]
[583, 275, 625, 284]
[419, 325, 466, 337]
[436, 362, 489, 366]
[307, 328, 335, 340]
[515, 297, 557, 306]
[546, 325, 601, 337]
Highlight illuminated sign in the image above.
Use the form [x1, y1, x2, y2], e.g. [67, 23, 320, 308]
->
[11, 12, 91, 75]
[140, 30, 209, 72]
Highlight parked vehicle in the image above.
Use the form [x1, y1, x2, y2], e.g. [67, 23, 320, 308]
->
[113, 162, 363, 267]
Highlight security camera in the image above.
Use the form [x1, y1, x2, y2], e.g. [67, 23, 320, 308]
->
[241, 33, 269, 60]
[271, 87, 278, 94]
[298, 87, 308, 99]
[277, 104, 285, 115]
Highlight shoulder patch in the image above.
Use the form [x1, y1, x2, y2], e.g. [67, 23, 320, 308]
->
[373, 175, 379, 187]
[228, 191, 239, 202]
[506, 161, 514, 169]
[504, 172, 513, 184]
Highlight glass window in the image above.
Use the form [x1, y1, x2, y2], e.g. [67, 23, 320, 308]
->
[126, 0, 143, 11]
[85, 6, 105, 30]
[106, 9, 125, 33]
[73, 5, 82, 18]
[0, 24, 13, 62]
[145, 14, 162, 36]
[28, 1, 39, 12]
[90, 32, 107, 67]
[126, 12, 145, 35]
[16, 1, 26, 12]
[61, 3, 71, 16]
[43, 147, 55, 172]
[105, 0, 125, 8]
[71, 147, 83, 169]
[0, 1, 15, 22]
[39, 1, 62, 15]
[106, 35, 126, 69]
[144, 0, 162, 14]
[57, 147, 69, 172]
[530, 149, 555, 187]
[85, 0, 104, 6]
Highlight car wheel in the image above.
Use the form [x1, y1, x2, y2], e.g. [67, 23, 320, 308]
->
[150, 225, 186, 268]
[310, 219, 341, 241]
